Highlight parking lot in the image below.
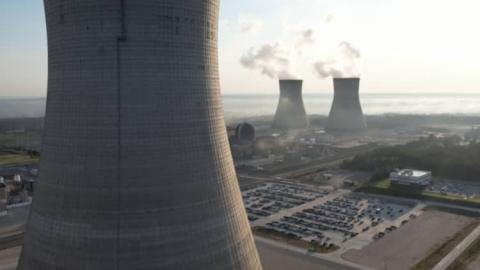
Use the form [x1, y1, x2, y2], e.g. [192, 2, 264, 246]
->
[242, 180, 427, 255]
[243, 182, 330, 222]
[428, 178, 480, 199]
[261, 194, 415, 249]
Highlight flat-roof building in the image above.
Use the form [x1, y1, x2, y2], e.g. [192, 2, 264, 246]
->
[390, 169, 432, 189]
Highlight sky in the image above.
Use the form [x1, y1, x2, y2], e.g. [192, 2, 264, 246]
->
[1, 0, 480, 97]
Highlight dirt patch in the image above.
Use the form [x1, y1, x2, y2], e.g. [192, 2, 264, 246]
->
[413, 221, 479, 270]
[343, 210, 474, 270]
[465, 253, 480, 270]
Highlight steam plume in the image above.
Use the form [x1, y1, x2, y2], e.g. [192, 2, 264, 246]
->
[240, 43, 298, 79]
[239, 18, 264, 34]
[324, 14, 335, 24]
[313, 41, 361, 78]
[296, 29, 315, 48]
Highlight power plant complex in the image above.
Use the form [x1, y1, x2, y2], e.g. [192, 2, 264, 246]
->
[19, 1, 262, 269]
[326, 78, 367, 133]
[272, 80, 309, 130]
[3, 1, 474, 270]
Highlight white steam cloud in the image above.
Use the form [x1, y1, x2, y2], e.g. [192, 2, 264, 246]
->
[239, 18, 264, 34]
[313, 41, 361, 78]
[339, 41, 361, 59]
[296, 29, 315, 48]
[240, 43, 298, 79]
[240, 27, 361, 80]
[324, 14, 334, 24]
[313, 61, 344, 78]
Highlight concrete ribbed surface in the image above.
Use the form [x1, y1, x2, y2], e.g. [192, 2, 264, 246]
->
[18, 1, 261, 269]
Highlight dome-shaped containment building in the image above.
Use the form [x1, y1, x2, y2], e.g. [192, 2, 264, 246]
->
[235, 122, 256, 142]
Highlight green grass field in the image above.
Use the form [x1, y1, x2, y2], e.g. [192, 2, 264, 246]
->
[374, 178, 391, 189]
[0, 132, 41, 146]
[422, 191, 480, 204]
[0, 154, 38, 166]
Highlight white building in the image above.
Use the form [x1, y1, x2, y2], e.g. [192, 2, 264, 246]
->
[390, 169, 432, 188]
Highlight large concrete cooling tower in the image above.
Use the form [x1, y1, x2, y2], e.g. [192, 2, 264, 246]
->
[18, 1, 262, 269]
[272, 80, 309, 130]
[326, 78, 367, 133]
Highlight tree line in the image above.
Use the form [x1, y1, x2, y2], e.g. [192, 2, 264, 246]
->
[343, 135, 480, 182]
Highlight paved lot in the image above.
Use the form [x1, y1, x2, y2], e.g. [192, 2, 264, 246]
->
[244, 182, 331, 222]
[0, 247, 19, 270]
[256, 238, 371, 270]
[0, 206, 29, 270]
[0, 239, 368, 270]
[0, 206, 29, 234]
[251, 188, 419, 252]
[343, 210, 474, 270]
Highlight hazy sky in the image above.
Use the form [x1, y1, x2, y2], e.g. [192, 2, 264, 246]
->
[1, 0, 480, 97]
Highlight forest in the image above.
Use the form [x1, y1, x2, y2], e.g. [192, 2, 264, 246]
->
[343, 135, 480, 182]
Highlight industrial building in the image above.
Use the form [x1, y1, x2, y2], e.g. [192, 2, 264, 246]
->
[326, 78, 367, 133]
[272, 80, 309, 130]
[19, 1, 262, 270]
[390, 169, 432, 189]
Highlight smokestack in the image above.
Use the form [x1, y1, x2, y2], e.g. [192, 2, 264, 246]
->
[326, 78, 367, 133]
[19, 1, 262, 269]
[272, 80, 309, 130]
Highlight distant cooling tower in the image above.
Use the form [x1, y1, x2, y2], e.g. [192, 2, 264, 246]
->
[272, 80, 309, 130]
[326, 78, 367, 133]
[19, 1, 262, 269]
